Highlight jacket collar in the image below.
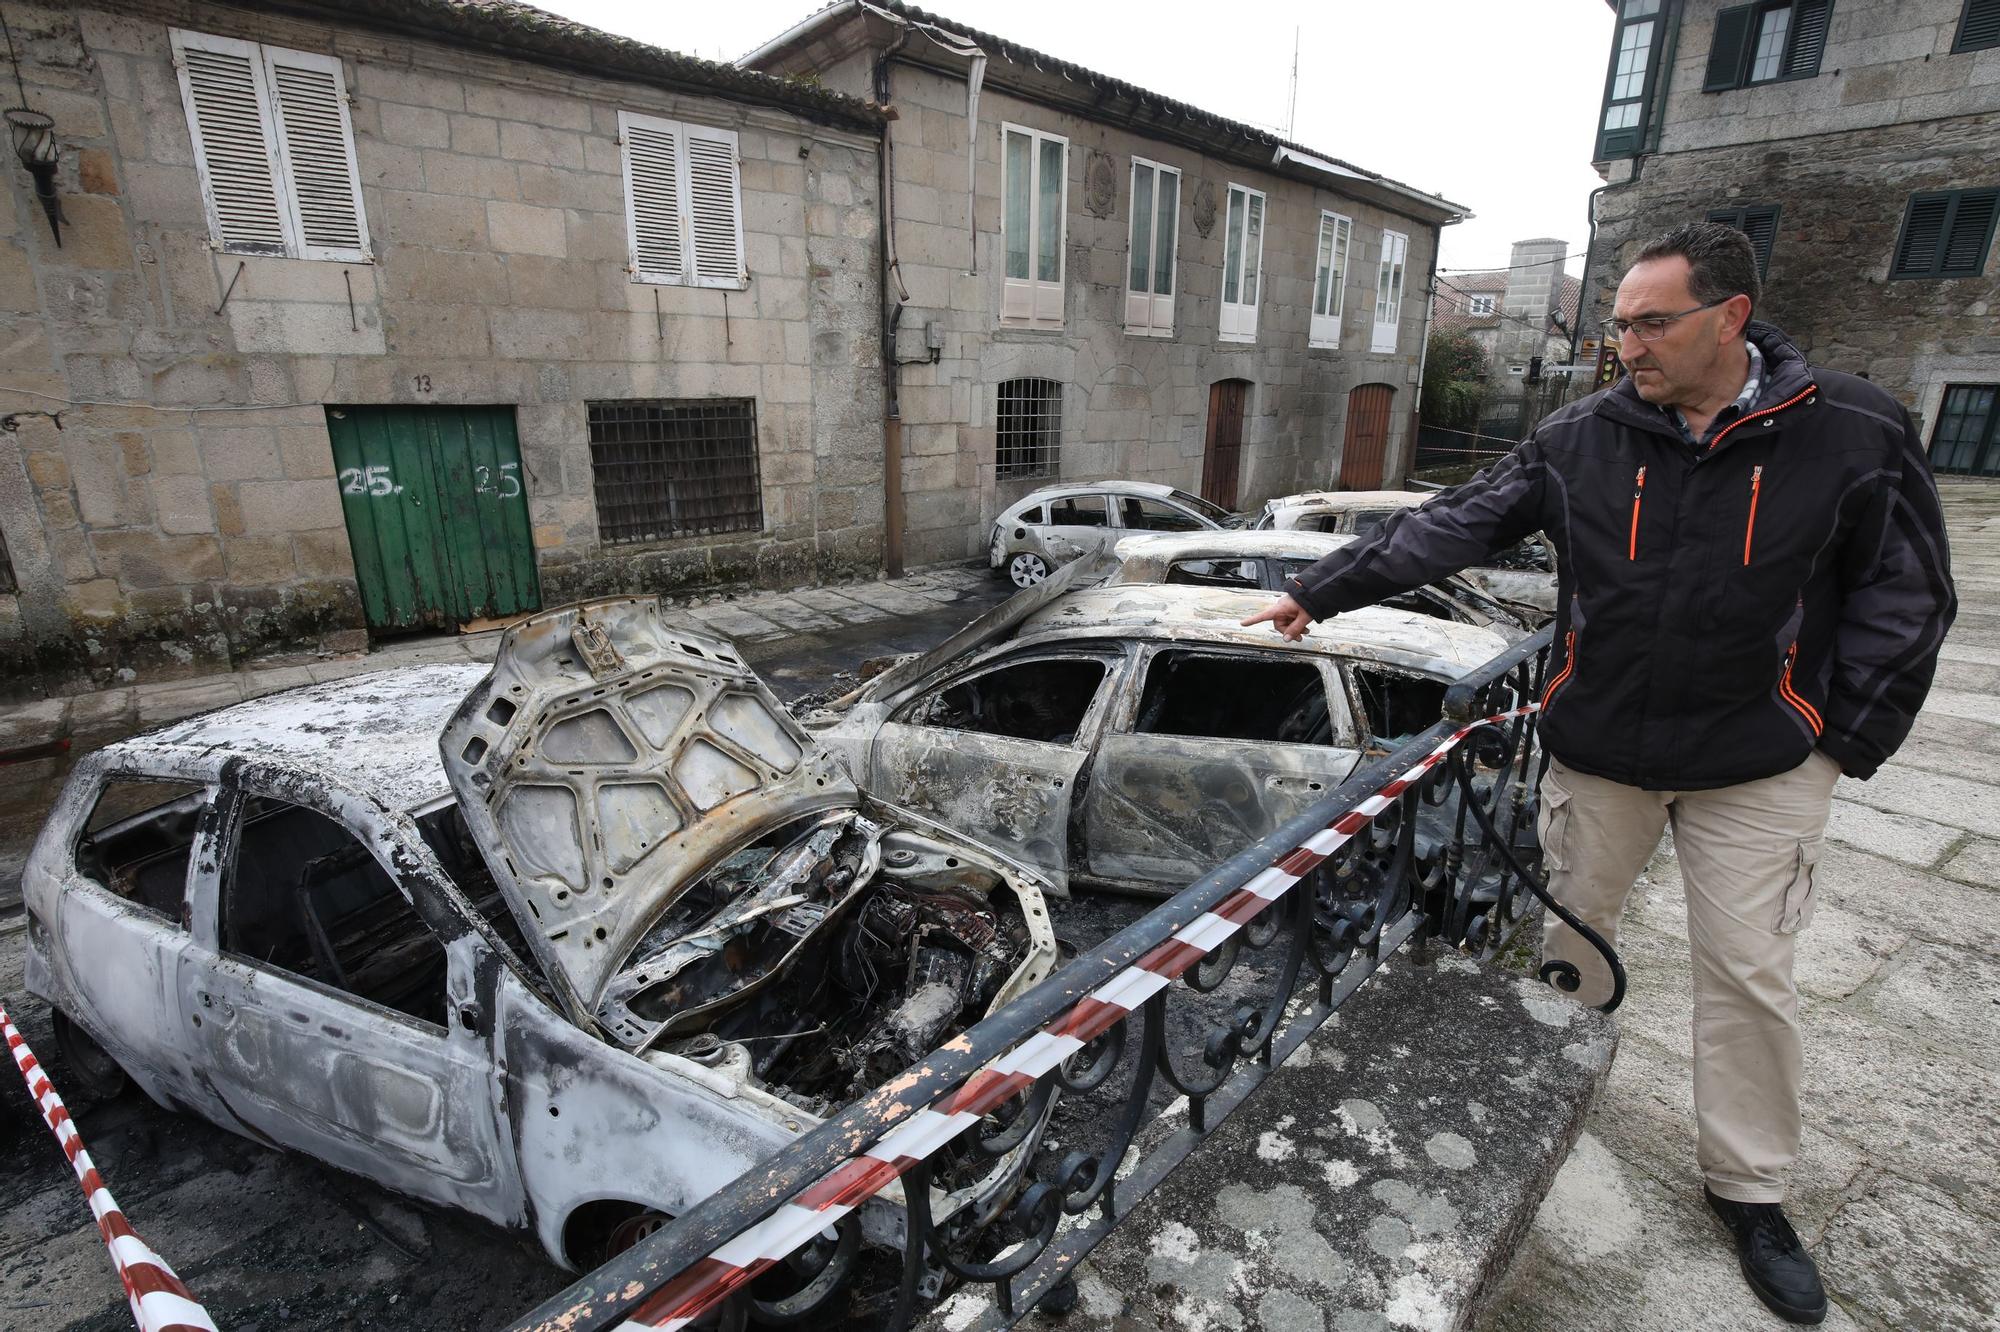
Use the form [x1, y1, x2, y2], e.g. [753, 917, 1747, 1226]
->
[1594, 319, 1816, 439]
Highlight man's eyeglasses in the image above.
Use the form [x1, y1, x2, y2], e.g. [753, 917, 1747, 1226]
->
[1601, 297, 1731, 343]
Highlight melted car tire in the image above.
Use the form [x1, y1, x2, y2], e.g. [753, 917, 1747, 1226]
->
[51, 1011, 130, 1100]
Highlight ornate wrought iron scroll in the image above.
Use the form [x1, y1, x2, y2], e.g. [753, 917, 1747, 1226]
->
[502, 623, 1623, 1332]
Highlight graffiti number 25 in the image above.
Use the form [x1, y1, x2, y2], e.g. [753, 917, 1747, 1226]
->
[475, 462, 522, 499]
[339, 465, 401, 497]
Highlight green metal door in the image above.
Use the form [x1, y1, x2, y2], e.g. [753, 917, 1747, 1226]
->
[326, 406, 541, 633]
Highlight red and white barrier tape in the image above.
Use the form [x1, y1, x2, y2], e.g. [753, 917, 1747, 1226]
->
[620, 702, 1541, 1330]
[2, 1003, 219, 1332]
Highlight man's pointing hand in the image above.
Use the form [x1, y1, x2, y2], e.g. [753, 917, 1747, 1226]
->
[1241, 593, 1314, 642]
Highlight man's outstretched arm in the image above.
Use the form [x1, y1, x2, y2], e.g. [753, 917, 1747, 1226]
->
[1243, 440, 1549, 637]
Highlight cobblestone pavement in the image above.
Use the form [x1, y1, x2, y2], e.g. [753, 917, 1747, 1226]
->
[1484, 479, 2000, 1332]
[0, 564, 1008, 910]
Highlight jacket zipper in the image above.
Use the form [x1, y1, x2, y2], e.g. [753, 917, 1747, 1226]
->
[1706, 384, 1818, 452]
[1743, 465, 1763, 566]
[1628, 465, 1647, 561]
[1778, 641, 1823, 735]
[1540, 629, 1577, 713]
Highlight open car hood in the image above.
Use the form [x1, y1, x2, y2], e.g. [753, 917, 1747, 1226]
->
[440, 597, 857, 1015]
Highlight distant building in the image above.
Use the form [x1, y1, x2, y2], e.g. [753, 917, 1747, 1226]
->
[745, 0, 1471, 564]
[1429, 238, 1582, 438]
[1585, 0, 2000, 476]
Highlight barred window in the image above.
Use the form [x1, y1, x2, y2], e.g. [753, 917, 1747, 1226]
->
[0, 524, 15, 593]
[996, 378, 1061, 480]
[587, 399, 762, 545]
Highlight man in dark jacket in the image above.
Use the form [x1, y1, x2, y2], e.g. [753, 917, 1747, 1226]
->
[1245, 222, 1955, 1325]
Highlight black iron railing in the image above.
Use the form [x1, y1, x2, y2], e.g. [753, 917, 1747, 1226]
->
[502, 622, 1619, 1332]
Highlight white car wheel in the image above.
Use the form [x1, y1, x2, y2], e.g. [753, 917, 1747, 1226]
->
[1008, 552, 1049, 588]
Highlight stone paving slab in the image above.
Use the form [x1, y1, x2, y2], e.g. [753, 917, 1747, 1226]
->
[1017, 952, 1615, 1332]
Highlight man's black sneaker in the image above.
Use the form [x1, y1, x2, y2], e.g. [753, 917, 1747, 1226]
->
[1704, 1187, 1829, 1325]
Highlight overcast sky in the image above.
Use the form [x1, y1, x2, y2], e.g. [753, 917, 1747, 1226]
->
[538, 0, 1617, 277]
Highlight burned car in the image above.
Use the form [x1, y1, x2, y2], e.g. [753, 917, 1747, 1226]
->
[1253, 488, 1557, 618]
[19, 597, 1056, 1272]
[988, 480, 1240, 588]
[807, 573, 1515, 897]
[1107, 530, 1533, 639]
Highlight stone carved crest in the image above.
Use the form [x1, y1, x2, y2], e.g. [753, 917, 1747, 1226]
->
[1084, 152, 1118, 219]
[1190, 179, 1219, 238]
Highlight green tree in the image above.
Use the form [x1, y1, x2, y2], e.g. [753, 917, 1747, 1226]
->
[1420, 330, 1489, 431]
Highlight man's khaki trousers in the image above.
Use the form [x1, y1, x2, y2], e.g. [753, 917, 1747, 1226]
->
[1537, 750, 1841, 1203]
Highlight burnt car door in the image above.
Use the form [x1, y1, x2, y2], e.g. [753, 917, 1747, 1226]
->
[864, 648, 1121, 893]
[179, 777, 520, 1222]
[40, 764, 229, 1119]
[1078, 645, 1364, 891]
[1035, 493, 1119, 564]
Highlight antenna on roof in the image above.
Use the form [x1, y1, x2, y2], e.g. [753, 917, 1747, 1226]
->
[1286, 27, 1299, 139]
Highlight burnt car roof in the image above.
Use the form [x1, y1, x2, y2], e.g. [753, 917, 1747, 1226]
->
[109, 664, 487, 811]
[1107, 530, 1356, 579]
[1016, 584, 1508, 674]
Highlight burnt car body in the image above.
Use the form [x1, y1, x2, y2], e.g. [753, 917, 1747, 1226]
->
[1107, 530, 1533, 639]
[808, 576, 1515, 897]
[19, 598, 1056, 1270]
[1252, 488, 1557, 618]
[987, 480, 1240, 588]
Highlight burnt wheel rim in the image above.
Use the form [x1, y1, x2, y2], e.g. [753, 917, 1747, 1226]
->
[1009, 553, 1048, 587]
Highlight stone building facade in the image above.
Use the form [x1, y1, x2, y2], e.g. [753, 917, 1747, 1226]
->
[0, 0, 886, 692]
[1430, 238, 1583, 439]
[1585, 0, 2000, 471]
[746, 0, 1469, 565]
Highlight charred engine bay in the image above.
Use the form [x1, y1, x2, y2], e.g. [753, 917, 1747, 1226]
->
[598, 810, 1040, 1116]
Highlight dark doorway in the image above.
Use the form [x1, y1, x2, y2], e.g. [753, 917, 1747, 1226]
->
[1202, 379, 1250, 510]
[1340, 383, 1396, 489]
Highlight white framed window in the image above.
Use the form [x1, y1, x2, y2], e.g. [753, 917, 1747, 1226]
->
[1126, 157, 1180, 337]
[620, 111, 746, 288]
[1468, 294, 1495, 316]
[1309, 210, 1351, 348]
[1219, 183, 1266, 343]
[1371, 229, 1409, 354]
[1002, 123, 1068, 329]
[170, 29, 369, 262]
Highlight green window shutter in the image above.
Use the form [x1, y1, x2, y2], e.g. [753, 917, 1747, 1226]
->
[1894, 194, 1954, 277]
[1709, 204, 1781, 277]
[1705, 5, 1757, 90]
[1955, 0, 2000, 53]
[1783, 0, 1834, 78]
[1597, 123, 1643, 160]
[1941, 189, 1999, 276]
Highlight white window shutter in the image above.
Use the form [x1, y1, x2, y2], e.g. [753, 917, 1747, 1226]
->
[622, 112, 685, 283]
[171, 29, 288, 254]
[261, 47, 368, 260]
[684, 125, 744, 287]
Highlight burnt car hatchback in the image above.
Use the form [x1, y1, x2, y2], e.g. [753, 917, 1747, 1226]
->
[19, 597, 1056, 1272]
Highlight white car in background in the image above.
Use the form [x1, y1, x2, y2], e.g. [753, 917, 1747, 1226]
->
[988, 480, 1240, 588]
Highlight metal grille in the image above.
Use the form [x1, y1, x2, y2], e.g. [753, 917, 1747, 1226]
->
[995, 377, 1061, 480]
[587, 399, 763, 545]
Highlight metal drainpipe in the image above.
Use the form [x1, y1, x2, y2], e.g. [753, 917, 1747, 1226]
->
[1569, 153, 1647, 369]
[875, 39, 911, 578]
[1407, 226, 1444, 483]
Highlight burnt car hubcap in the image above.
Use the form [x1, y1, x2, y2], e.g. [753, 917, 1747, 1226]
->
[1009, 553, 1049, 588]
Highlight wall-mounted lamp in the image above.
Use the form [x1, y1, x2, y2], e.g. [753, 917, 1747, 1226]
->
[6, 107, 61, 246]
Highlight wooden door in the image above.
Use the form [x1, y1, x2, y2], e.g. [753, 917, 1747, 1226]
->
[1339, 384, 1396, 490]
[327, 405, 541, 634]
[1201, 379, 1249, 510]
